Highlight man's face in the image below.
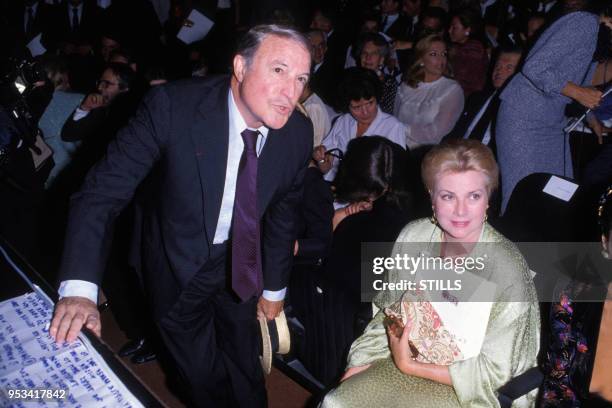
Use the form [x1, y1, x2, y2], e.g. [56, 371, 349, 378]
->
[310, 12, 332, 33]
[402, 0, 421, 16]
[101, 37, 120, 62]
[526, 17, 545, 38]
[491, 52, 520, 89]
[381, 0, 400, 15]
[97, 68, 123, 104]
[232, 35, 311, 129]
[309, 32, 327, 65]
[360, 42, 384, 71]
[421, 16, 443, 34]
[362, 20, 379, 33]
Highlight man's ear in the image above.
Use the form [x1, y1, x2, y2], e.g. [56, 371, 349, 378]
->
[233, 54, 246, 83]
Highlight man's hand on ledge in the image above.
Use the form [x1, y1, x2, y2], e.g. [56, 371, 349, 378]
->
[49, 296, 101, 344]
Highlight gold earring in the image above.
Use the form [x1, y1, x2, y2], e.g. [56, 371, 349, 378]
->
[484, 214, 488, 223]
[431, 209, 437, 225]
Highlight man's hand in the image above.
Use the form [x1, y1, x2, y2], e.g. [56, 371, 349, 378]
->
[49, 296, 101, 344]
[80, 93, 106, 111]
[257, 297, 284, 321]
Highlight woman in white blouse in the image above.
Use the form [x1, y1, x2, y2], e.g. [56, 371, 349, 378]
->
[315, 67, 408, 181]
[394, 34, 464, 149]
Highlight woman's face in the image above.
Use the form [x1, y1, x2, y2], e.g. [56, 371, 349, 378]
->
[349, 97, 378, 126]
[448, 17, 469, 44]
[432, 170, 489, 243]
[421, 41, 447, 81]
[360, 41, 385, 71]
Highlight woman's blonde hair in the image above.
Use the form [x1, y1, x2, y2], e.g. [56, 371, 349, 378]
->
[403, 34, 451, 88]
[421, 139, 499, 195]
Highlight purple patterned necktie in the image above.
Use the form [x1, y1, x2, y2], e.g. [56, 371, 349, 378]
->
[231, 129, 263, 301]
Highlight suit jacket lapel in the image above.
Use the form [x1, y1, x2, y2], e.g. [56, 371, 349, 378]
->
[191, 80, 230, 245]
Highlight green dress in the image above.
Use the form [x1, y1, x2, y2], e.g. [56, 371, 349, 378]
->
[321, 219, 540, 408]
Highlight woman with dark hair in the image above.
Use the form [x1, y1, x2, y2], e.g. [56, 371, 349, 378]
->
[316, 67, 407, 181]
[496, 0, 603, 212]
[448, 8, 490, 97]
[291, 136, 411, 386]
[394, 34, 464, 149]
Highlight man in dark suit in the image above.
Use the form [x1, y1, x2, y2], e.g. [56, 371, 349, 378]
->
[5, 0, 55, 56]
[47, 0, 102, 53]
[445, 46, 522, 155]
[307, 29, 343, 109]
[49, 25, 313, 407]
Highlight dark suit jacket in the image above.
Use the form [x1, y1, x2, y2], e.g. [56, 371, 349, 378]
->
[58, 76, 313, 318]
[445, 89, 500, 155]
[47, 0, 102, 48]
[5, 1, 55, 52]
[384, 13, 415, 41]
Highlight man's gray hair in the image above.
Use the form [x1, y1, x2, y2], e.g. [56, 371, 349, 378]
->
[235, 24, 312, 68]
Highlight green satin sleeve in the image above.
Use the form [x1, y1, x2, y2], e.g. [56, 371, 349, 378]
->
[448, 300, 540, 407]
[346, 309, 390, 368]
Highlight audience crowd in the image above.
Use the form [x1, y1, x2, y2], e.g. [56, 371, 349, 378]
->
[1, 0, 611, 406]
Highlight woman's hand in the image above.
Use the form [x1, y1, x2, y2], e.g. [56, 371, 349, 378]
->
[387, 317, 415, 375]
[563, 83, 602, 109]
[341, 364, 372, 382]
[332, 201, 373, 230]
[313, 145, 333, 174]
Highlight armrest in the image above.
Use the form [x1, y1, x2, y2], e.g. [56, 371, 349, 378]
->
[497, 366, 543, 408]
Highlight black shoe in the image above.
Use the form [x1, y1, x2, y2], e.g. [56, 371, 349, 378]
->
[130, 346, 157, 364]
[118, 338, 146, 358]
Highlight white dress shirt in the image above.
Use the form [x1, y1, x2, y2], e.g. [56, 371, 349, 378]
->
[463, 92, 496, 145]
[24, 2, 39, 32]
[59, 88, 286, 304]
[68, 2, 83, 29]
[382, 13, 399, 33]
[394, 76, 464, 149]
[321, 107, 408, 181]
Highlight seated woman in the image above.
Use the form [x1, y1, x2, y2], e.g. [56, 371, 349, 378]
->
[448, 9, 490, 97]
[321, 139, 540, 407]
[394, 35, 464, 150]
[355, 32, 400, 114]
[290, 136, 411, 386]
[316, 67, 407, 181]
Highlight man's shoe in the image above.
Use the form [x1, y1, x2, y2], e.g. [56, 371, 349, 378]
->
[130, 346, 157, 364]
[118, 338, 146, 358]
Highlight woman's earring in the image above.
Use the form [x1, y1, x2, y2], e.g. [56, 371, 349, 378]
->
[419, 62, 425, 67]
[484, 214, 488, 223]
[431, 209, 437, 225]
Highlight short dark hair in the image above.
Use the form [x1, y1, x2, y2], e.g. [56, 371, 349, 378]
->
[235, 24, 310, 68]
[421, 6, 448, 27]
[105, 62, 135, 90]
[334, 136, 408, 207]
[338, 67, 382, 111]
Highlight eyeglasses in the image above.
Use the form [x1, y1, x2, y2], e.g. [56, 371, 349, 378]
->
[325, 148, 344, 160]
[97, 79, 119, 89]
